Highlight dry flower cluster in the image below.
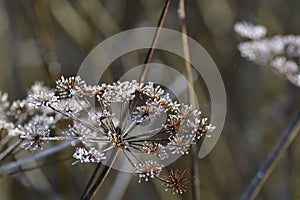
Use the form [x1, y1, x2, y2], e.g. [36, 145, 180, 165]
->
[0, 76, 215, 195]
[235, 21, 300, 87]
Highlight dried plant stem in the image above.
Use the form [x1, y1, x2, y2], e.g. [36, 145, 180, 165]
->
[81, 149, 119, 200]
[0, 139, 23, 161]
[7, 156, 72, 176]
[178, 0, 194, 106]
[0, 140, 77, 174]
[82, 164, 110, 200]
[80, 160, 102, 199]
[178, 0, 201, 200]
[139, 0, 171, 82]
[242, 111, 300, 200]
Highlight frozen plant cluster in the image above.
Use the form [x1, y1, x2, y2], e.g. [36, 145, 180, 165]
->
[235, 21, 300, 87]
[0, 76, 215, 194]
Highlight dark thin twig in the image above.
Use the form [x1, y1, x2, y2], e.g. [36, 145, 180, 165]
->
[84, 165, 110, 199]
[178, 0, 201, 199]
[139, 0, 171, 82]
[242, 111, 300, 200]
[81, 149, 119, 200]
[80, 161, 102, 200]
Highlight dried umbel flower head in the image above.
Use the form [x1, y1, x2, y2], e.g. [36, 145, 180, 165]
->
[235, 21, 300, 87]
[1, 75, 215, 195]
[162, 169, 190, 194]
[56, 76, 88, 99]
[20, 124, 50, 151]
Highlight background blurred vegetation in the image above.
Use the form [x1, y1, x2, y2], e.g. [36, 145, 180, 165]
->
[0, 0, 300, 199]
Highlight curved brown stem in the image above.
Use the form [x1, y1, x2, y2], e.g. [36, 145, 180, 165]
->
[139, 0, 171, 82]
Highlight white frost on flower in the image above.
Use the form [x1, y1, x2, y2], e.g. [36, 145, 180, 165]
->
[56, 76, 88, 98]
[177, 105, 201, 118]
[234, 21, 267, 39]
[131, 103, 163, 126]
[270, 57, 299, 74]
[101, 80, 141, 103]
[29, 91, 58, 107]
[142, 82, 165, 97]
[142, 142, 169, 160]
[28, 81, 52, 96]
[30, 114, 58, 129]
[73, 147, 106, 164]
[189, 118, 215, 138]
[20, 124, 50, 150]
[135, 160, 163, 182]
[235, 21, 300, 87]
[8, 100, 35, 123]
[286, 73, 300, 86]
[55, 98, 86, 115]
[237, 36, 287, 64]
[0, 120, 15, 136]
[0, 91, 9, 111]
[167, 134, 195, 155]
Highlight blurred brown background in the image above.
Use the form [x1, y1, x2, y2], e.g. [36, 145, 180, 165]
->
[0, 0, 300, 199]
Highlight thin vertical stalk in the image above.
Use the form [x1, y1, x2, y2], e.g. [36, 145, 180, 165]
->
[242, 111, 300, 200]
[81, 149, 119, 200]
[139, 0, 171, 82]
[178, 0, 201, 200]
[80, 161, 102, 199]
[178, 0, 194, 106]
